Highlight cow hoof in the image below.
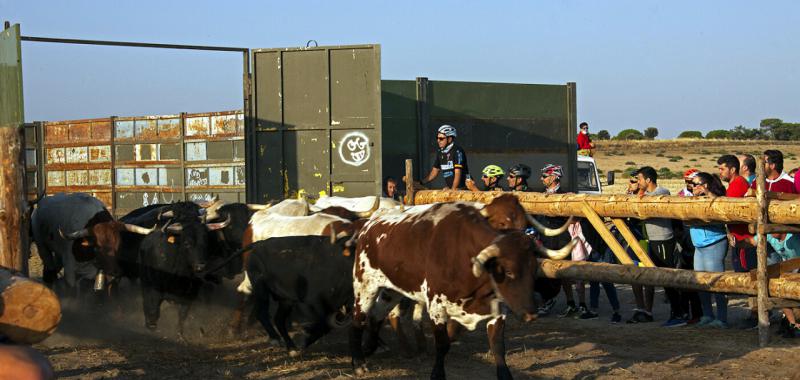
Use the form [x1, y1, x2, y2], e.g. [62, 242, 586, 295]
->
[145, 322, 157, 331]
[288, 349, 301, 358]
[354, 365, 369, 377]
[266, 339, 281, 348]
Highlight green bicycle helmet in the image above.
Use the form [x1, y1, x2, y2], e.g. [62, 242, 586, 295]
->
[482, 165, 505, 178]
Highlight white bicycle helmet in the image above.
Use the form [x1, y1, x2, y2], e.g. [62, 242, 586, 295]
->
[437, 124, 457, 138]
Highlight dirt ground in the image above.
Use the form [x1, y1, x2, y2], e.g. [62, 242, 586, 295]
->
[32, 271, 800, 379]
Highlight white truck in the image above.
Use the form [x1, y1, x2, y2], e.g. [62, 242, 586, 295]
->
[576, 155, 611, 194]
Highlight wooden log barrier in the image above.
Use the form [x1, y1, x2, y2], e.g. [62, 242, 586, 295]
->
[0, 267, 61, 344]
[537, 259, 800, 300]
[413, 189, 800, 225]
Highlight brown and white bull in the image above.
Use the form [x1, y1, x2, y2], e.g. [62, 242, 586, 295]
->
[349, 200, 575, 379]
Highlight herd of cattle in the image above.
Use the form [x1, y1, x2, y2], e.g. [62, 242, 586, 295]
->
[30, 192, 577, 379]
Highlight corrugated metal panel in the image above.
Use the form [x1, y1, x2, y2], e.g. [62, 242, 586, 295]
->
[43, 117, 114, 208]
[39, 110, 245, 216]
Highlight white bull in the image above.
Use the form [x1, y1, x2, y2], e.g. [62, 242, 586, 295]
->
[311, 196, 401, 213]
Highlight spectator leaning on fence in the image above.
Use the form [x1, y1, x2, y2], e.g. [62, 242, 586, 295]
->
[636, 166, 688, 327]
[739, 154, 756, 186]
[678, 168, 699, 197]
[762, 150, 796, 193]
[466, 165, 504, 192]
[689, 172, 730, 328]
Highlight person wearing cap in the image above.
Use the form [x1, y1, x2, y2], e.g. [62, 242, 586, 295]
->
[420, 125, 469, 190]
[577, 122, 595, 157]
[466, 165, 504, 192]
[506, 164, 532, 191]
[678, 168, 699, 197]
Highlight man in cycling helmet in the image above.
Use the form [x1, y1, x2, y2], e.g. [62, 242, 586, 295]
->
[541, 164, 564, 194]
[421, 124, 470, 190]
[466, 164, 504, 192]
[506, 164, 532, 191]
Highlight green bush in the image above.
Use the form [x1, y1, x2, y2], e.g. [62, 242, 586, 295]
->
[656, 153, 665, 157]
[625, 161, 636, 165]
[669, 157, 681, 162]
[705, 130, 731, 139]
[677, 130, 704, 139]
[616, 129, 645, 140]
[690, 158, 697, 162]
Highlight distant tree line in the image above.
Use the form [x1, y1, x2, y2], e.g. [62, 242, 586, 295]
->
[589, 118, 799, 141]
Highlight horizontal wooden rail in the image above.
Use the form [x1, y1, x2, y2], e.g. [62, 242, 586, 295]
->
[413, 190, 800, 225]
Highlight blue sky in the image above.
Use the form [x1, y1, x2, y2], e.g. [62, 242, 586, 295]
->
[3, 1, 798, 138]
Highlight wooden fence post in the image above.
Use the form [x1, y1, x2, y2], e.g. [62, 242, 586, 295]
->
[405, 159, 415, 206]
[755, 156, 770, 347]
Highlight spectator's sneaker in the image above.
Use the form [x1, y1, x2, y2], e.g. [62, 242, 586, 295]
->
[537, 298, 557, 316]
[661, 318, 688, 328]
[696, 316, 714, 327]
[707, 319, 729, 329]
[558, 304, 578, 318]
[610, 312, 622, 324]
[686, 317, 701, 325]
[626, 310, 654, 324]
[578, 310, 599, 320]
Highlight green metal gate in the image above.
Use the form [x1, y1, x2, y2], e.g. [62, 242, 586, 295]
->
[248, 45, 382, 202]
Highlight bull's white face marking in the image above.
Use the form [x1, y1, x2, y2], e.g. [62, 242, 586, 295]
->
[338, 132, 370, 167]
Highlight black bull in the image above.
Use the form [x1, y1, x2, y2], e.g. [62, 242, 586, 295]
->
[246, 234, 354, 357]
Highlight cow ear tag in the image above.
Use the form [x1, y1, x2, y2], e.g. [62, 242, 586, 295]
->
[167, 236, 176, 244]
[80, 239, 90, 247]
[342, 248, 351, 257]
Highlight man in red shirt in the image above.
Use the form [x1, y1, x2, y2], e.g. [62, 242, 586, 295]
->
[577, 122, 594, 156]
[762, 150, 797, 193]
[718, 154, 755, 273]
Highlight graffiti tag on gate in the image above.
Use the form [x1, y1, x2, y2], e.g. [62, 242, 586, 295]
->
[338, 132, 370, 167]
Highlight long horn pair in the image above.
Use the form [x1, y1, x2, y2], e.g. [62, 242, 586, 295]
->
[206, 214, 231, 231]
[354, 196, 381, 218]
[471, 244, 501, 278]
[123, 223, 156, 235]
[536, 237, 580, 260]
[59, 228, 89, 240]
[526, 215, 575, 237]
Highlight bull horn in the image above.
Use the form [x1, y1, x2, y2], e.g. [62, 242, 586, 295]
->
[471, 243, 501, 278]
[59, 228, 89, 240]
[479, 207, 490, 218]
[206, 214, 231, 231]
[526, 215, 575, 237]
[247, 203, 272, 211]
[329, 224, 337, 244]
[166, 223, 183, 234]
[198, 214, 208, 223]
[158, 210, 174, 220]
[123, 223, 156, 235]
[536, 237, 579, 260]
[354, 196, 381, 218]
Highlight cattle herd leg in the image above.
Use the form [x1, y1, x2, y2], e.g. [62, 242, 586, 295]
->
[487, 315, 512, 380]
[431, 323, 451, 380]
[274, 303, 301, 357]
[142, 287, 163, 330]
[253, 294, 282, 346]
[176, 302, 192, 341]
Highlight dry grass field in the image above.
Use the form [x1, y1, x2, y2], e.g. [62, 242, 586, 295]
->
[595, 139, 800, 194]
